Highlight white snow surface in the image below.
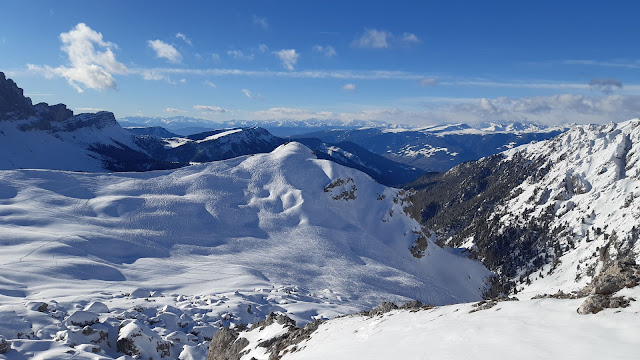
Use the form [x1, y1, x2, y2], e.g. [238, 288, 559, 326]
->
[0, 114, 143, 172]
[277, 286, 640, 360]
[196, 128, 243, 142]
[497, 120, 640, 296]
[0, 142, 489, 359]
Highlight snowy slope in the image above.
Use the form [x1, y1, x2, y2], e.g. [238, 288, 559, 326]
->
[0, 143, 489, 359]
[494, 120, 640, 295]
[279, 287, 640, 360]
[408, 120, 640, 297]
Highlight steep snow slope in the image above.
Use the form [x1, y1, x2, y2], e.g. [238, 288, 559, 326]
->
[0, 143, 489, 359]
[408, 120, 640, 297]
[494, 120, 640, 295]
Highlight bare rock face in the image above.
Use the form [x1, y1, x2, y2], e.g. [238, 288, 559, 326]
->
[206, 327, 249, 360]
[577, 294, 634, 314]
[588, 260, 640, 296]
[0, 72, 34, 120]
[367, 302, 398, 316]
[207, 313, 323, 360]
[0, 336, 9, 354]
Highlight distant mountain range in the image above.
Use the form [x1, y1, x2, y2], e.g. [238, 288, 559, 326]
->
[119, 116, 395, 137]
[295, 123, 565, 172]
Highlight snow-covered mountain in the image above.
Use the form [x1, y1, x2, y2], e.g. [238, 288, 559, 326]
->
[0, 72, 180, 172]
[207, 121, 640, 360]
[119, 116, 394, 137]
[130, 126, 425, 187]
[297, 123, 565, 172]
[407, 120, 640, 298]
[0, 142, 489, 359]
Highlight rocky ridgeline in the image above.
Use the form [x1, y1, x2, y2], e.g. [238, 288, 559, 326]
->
[0, 72, 116, 131]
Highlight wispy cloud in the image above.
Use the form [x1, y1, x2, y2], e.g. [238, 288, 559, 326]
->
[563, 59, 640, 69]
[227, 50, 254, 60]
[351, 29, 421, 49]
[343, 83, 356, 91]
[242, 89, 253, 98]
[27, 23, 127, 93]
[148, 40, 182, 63]
[204, 80, 216, 88]
[352, 28, 391, 49]
[401, 32, 420, 44]
[175, 32, 192, 45]
[141, 70, 164, 81]
[313, 45, 337, 57]
[419, 78, 437, 86]
[258, 44, 268, 53]
[129, 67, 426, 81]
[194, 105, 228, 113]
[252, 15, 268, 29]
[274, 49, 300, 71]
[75, 107, 104, 113]
[165, 107, 187, 113]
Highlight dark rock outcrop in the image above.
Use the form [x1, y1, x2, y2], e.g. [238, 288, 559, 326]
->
[0, 337, 9, 354]
[577, 294, 634, 314]
[206, 327, 249, 360]
[0, 72, 34, 120]
[207, 313, 322, 360]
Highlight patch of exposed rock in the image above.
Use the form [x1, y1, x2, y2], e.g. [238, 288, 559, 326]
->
[577, 294, 635, 314]
[582, 258, 640, 296]
[206, 327, 249, 360]
[207, 312, 322, 360]
[0, 336, 9, 354]
[469, 296, 519, 313]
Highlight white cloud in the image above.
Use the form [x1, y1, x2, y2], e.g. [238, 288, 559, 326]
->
[563, 59, 640, 69]
[212, 53, 221, 62]
[179, 78, 187, 83]
[141, 70, 164, 80]
[352, 28, 391, 49]
[258, 44, 268, 53]
[242, 89, 253, 98]
[403, 94, 640, 126]
[227, 50, 254, 60]
[28, 23, 128, 93]
[274, 49, 299, 71]
[420, 78, 437, 86]
[175, 32, 192, 45]
[165, 107, 187, 113]
[313, 45, 337, 57]
[343, 83, 356, 91]
[352, 28, 422, 49]
[253, 15, 268, 29]
[204, 80, 216, 88]
[74, 107, 104, 113]
[401, 32, 420, 44]
[148, 39, 182, 63]
[194, 105, 228, 113]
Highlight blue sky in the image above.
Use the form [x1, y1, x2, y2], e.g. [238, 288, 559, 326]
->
[3, 0, 640, 125]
